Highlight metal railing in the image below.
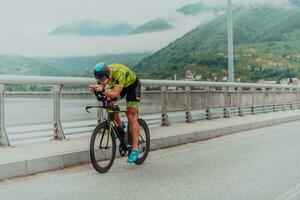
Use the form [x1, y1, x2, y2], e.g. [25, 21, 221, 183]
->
[1, 75, 300, 146]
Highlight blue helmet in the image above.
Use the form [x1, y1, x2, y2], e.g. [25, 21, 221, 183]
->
[94, 63, 109, 81]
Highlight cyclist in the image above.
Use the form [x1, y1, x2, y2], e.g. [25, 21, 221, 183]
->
[89, 63, 141, 163]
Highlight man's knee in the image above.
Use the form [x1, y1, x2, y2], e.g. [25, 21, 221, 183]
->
[126, 109, 137, 121]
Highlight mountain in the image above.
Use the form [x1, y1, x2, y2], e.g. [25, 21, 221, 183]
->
[0, 55, 64, 76]
[177, 2, 225, 16]
[48, 2, 223, 37]
[35, 52, 151, 77]
[135, 6, 300, 82]
[49, 18, 172, 36]
[131, 18, 172, 35]
[0, 52, 151, 77]
[49, 20, 134, 36]
[290, 0, 300, 6]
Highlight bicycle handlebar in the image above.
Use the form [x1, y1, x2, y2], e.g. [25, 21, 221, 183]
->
[93, 91, 111, 104]
[85, 91, 120, 113]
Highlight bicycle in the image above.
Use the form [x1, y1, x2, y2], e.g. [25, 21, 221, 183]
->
[86, 91, 150, 173]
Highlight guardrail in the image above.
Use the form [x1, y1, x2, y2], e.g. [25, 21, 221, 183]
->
[1, 75, 300, 146]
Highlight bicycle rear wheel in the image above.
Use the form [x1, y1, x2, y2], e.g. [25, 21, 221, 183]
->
[90, 121, 116, 173]
[128, 119, 150, 165]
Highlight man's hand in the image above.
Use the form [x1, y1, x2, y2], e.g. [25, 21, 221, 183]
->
[89, 84, 105, 93]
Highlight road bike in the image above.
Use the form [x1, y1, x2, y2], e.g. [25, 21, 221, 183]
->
[86, 92, 150, 173]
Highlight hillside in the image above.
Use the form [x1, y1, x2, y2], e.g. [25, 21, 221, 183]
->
[0, 56, 64, 76]
[0, 52, 151, 77]
[290, 0, 300, 6]
[135, 6, 300, 82]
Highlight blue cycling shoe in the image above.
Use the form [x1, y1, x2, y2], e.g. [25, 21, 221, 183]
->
[127, 150, 140, 163]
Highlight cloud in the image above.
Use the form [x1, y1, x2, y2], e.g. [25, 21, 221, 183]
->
[0, 16, 216, 57]
[0, 0, 293, 57]
[201, 0, 290, 6]
[0, 0, 199, 57]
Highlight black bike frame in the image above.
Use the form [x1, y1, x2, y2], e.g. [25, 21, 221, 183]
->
[87, 92, 131, 151]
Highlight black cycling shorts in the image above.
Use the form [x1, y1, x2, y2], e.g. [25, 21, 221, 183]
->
[119, 78, 141, 108]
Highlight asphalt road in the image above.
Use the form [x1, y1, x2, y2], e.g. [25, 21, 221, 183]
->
[1, 121, 300, 200]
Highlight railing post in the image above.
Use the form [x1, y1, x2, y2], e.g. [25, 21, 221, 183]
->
[206, 87, 213, 120]
[0, 84, 10, 146]
[223, 87, 230, 118]
[273, 88, 278, 112]
[296, 88, 300, 109]
[53, 85, 65, 139]
[282, 88, 286, 111]
[251, 87, 256, 115]
[290, 88, 294, 110]
[161, 86, 170, 126]
[262, 88, 268, 113]
[298, 88, 300, 109]
[238, 87, 244, 116]
[185, 86, 193, 123]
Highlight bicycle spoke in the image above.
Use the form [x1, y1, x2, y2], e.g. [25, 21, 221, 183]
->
[139, 134, 145, 142]
[90, 122, 116, 173]
[99, 128, 106, 149]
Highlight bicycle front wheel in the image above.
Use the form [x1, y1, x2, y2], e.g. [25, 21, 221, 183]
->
[90, 121, 116, 173]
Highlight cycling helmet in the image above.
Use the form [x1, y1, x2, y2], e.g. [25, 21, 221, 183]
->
[94, 63, 109, 81]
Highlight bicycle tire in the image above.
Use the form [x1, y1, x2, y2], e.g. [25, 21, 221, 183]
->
[90, 121, 116, 173]
[128, 119, 150, 165]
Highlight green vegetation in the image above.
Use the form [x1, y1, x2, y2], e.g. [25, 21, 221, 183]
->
[0, 53, 151, 91]
[0, 52, 151, 77]
[135, 6, 300, 82]
[290, 0, 300, 6]
[3, 4, 300, 87]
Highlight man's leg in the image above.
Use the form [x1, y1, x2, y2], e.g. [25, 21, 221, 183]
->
[126, 107, 139, 151]
[113, 89, 126, 126]
[114, 113, 122, 127]
[126, 79, 141, 162]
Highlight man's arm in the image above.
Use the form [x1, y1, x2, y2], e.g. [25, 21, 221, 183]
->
[103, 85, 122, 99]
[89, 84, 123, 99]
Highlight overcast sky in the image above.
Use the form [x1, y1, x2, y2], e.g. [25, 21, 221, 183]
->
[0, 0, 291, 57]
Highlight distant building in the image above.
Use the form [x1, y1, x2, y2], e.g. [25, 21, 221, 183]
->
[279, 78, 300, 85]
[185, 70, 195, 81]
[291, 78, 300, 85]
[195, 75, 202, 81]
[182, 70, 202, 82]
[168, 86, 177, 91]
[280, 79, 288, 85]
[258, 80, 277, 84]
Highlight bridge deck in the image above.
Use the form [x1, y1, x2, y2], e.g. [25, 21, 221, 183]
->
[1, 117, 300, 200]
[1, 109, 300, 180]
